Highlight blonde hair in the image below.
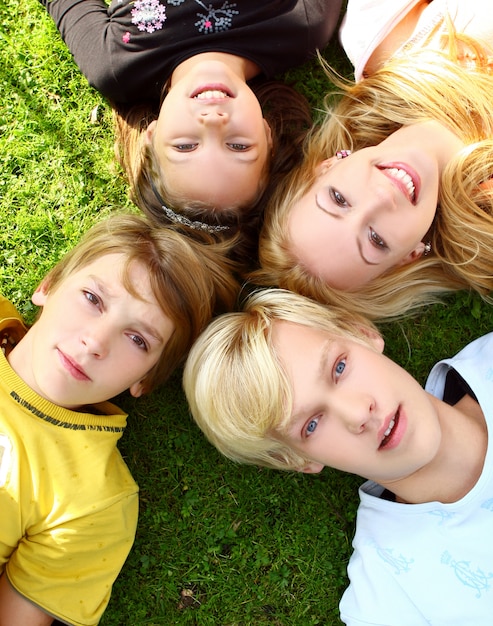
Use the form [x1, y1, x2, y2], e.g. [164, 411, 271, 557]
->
[183, 288, 379, 470]
[44, 213, 240, 393]
[252, 50, 493, 320]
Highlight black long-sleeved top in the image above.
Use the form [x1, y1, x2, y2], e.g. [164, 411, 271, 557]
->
[40, 0, 342, 103]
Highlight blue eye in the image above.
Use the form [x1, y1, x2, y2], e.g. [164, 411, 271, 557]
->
[305, 418, 319, 436]
[334, 359, 346, 378]
[329, 187, 348, 208]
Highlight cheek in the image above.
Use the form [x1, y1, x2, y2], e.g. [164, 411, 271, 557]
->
[416, 191, 438, 232]
[288, 204, 325, 254]
[391, 212, 432, 258]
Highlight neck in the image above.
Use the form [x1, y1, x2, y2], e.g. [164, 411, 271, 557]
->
[389, 121, 464, 174]
[423, 120, 465, 175]
[382, 394, 487, 505]
[171, 52, 261, 84]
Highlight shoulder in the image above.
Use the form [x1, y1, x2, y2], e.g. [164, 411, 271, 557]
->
[425, 333, 493, 402]
[340, 0, 422, 80]
[0, 296, 24, 326]
[0, 296, 27, 353]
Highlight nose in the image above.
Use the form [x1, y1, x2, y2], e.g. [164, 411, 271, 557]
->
[349, 177, 397, 235]
[369, 168, 398, 212]
[198, 109, 229, 125]
[80, 323, 109, 358]
[333, 391, 376, 434]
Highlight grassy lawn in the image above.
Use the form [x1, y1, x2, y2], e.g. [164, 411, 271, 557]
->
[2, 1, 493, 624]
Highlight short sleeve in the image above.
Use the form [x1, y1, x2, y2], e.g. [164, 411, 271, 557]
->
[5, 492, 138, 626]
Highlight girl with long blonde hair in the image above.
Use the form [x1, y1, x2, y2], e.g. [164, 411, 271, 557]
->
[252, 48, 493, 320]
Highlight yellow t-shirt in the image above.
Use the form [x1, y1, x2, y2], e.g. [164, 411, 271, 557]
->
[0, 296, 138, 625]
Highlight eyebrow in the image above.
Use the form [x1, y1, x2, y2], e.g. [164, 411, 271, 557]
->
[136, 321, 165, 344]
[92, 276, 112, 299]
[318, 338, 333, 381]
[285, 338, 336, 438]
[315, 195, 379, 267]
[356, 238, 379, 266]
[91, 276, 165, 344]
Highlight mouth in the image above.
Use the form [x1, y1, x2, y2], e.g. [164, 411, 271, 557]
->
[190, 84, 233, 100]
[57, 349, 90, 382]
[379, 407, 400, 449]
[378, 164, 420, 204]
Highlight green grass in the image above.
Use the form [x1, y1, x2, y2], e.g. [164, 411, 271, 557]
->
[2, 1, 493, 624]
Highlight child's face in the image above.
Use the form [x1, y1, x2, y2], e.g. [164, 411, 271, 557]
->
[287, 122, 447, 291]
[24, 253, 174, 409]
[147, 60, 273, 210]
[271, 321, 442, 485]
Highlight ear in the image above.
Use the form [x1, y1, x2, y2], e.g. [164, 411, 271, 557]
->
[296, 461, 324, 474]
[316, 157, 338, 176]
[397, 242, 426, 267]
[31, 277, 50, 306]
[145, 120, 157, 146]
[129, 380, 146, 398]
[263, 119, 273, 150]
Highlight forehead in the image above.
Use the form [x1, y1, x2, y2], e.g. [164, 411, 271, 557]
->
[272, 317, 360, 347]
[271, 322, 343, 401]
[271, 319, 383, 377]
[75, 252, 128, 276]
[272, 320, 340, 364]
[70, 254, 155, 300]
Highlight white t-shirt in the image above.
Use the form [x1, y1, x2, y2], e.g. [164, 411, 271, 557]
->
[341, 0, 493, 81]
[339, 333, 493, 625]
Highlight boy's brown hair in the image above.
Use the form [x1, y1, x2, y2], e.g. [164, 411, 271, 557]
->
[44, 213, 240, 393]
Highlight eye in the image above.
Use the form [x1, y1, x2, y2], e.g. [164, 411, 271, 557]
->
[369, 227, 388, 250]
[329, 187, 348, 208]
[334, 358, 346, 380]
[175, 143, 197, 151]
[83, 290, 101, 307]
[128, 333, 148, 351]
[305, 417, 319, 437]
[227, 143, 249, 151]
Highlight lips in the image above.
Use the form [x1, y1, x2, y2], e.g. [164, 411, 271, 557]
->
[378, 163, 420, 204]
[57, 349, 90, 381]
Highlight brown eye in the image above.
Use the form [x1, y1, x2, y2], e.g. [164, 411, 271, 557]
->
[175, 143, 197, 151]
[83, 291, 100, 307]
[369, 228, 388, 250]
[227, 143, 249, 151]
[329, 187, 348, 208]
[129, 334, 148, 351]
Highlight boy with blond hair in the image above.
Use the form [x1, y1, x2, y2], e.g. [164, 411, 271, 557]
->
[184, 288, 493, 625]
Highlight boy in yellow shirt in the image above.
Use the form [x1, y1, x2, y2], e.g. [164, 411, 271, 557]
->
[0, 212, 238, 625]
